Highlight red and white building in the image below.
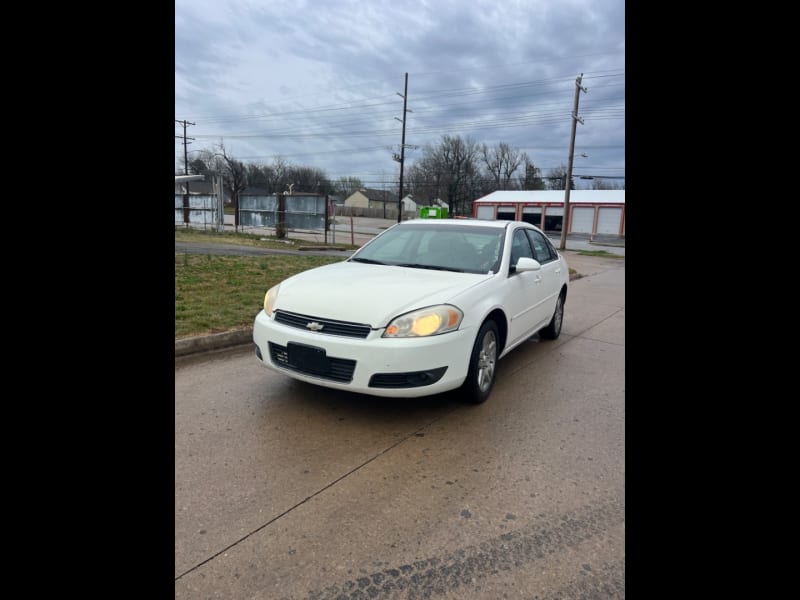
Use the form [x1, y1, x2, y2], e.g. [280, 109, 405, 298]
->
[472, 190, 625, 237]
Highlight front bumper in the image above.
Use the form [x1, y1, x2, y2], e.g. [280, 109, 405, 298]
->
[252, 310, 475, 398]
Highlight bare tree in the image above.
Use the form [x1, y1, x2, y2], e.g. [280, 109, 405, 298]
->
[287, 166, 332, 195]
[546, 165, 574, 191]
[334, 176, 363, 199]
[408, 135, 481, 216]
[188, 158, 208, 176]
[245, 163, 269, 190]
[265, 156, 290, 194]
[404, 162, 437, 205]
[481, 142, 526, 190]
[517, 157, 546, 190]
[194, 150, 225, 184]
[208, 143, 248, 229]
[591, 178, 625, 190]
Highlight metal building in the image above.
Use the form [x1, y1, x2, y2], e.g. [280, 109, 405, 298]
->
[472, 190, 625, 237]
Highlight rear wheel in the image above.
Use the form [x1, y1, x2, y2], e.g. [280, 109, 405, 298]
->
[461, 320, 499, 405]
[540, 292, 564, 340]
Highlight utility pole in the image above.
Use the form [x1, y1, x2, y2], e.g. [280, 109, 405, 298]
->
[559, 75, 587, 251]
[175, 119, 195, 224]
[324, 193, 329, 245]
[276, 192, 286, 239]
[395, 73, 409, 224]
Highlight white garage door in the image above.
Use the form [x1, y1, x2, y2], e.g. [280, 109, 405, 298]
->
[522, 207, 542, 226]
[476, 205, 496, 220]
[597, 207, 623, 234]
[496, 206, 516, 220]
[545, 206, 563, 217]
[571, 207, 595, 233]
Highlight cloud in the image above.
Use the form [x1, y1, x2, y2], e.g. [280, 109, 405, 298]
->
[175, 0, 624, 185]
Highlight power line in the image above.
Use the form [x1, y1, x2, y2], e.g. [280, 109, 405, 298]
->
[181, 72, 624, 124]
[175, 66, 623, 183]
[189, 110, 623, 141]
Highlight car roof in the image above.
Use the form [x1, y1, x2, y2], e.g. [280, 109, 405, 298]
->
[399, 218, 513, 229]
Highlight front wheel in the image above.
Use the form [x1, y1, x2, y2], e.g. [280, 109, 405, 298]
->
[539, 293, 565, 340]
[461, 320, 499, 405]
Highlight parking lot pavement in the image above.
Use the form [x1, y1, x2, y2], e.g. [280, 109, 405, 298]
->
[174, 252, 625, 598]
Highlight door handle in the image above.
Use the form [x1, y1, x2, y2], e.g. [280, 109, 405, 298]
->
[534, 275, 542, 284]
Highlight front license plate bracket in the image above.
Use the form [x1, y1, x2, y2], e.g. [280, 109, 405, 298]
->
[287, 342, 329, 375]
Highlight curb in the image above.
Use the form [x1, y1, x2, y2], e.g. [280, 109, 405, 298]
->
[175, 328, 254, 357]
[588, 240, 625, 248]
[297, 246, 353, 252]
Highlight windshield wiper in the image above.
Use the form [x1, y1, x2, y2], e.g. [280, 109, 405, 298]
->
[394, 263, 465, 272]
[349, 257, 386, 265]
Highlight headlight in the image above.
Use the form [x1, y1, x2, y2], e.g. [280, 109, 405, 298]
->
[383, 305, 463, 338]
[263, 284, 280, 316]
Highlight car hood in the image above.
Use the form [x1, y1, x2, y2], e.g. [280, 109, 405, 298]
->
[273, 261, 490, 328]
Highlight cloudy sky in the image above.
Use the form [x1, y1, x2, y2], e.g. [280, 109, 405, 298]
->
[175, 0, 624, 190]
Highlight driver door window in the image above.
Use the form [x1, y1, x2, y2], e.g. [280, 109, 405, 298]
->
[510, 230, 534, 270]
[525, 229, 556, 263]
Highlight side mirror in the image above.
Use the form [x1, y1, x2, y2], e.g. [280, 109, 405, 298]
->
[514, 257, 542, 273]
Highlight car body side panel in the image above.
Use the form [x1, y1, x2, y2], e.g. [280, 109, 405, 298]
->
[503, 268, 549, 349]
[537, 257, 567, 323]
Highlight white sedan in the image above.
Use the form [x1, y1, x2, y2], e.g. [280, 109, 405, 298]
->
[253, 218, 569, 404]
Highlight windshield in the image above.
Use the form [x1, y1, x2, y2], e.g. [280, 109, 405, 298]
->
[350, 223, 504, 274]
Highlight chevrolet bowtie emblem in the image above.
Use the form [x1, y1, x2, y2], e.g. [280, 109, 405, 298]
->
[306, 321, 325, 331]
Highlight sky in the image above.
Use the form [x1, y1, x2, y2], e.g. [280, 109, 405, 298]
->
[175, 0, 624, 191]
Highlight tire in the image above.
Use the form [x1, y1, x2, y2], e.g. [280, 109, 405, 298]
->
[539, 292, 565, 340]
[461, 320, 499, 405]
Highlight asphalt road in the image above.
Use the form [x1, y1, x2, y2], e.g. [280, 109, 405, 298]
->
[175, 253, 625, 599]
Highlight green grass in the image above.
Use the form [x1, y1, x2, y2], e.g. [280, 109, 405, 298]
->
[574, 249, 625, 258]
[175, 252, 342, 338]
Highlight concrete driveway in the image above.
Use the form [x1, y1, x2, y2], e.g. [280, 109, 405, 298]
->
[175, 253, 625, 599]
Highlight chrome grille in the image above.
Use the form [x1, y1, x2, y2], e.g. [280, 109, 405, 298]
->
[274, 310, 371, 338]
